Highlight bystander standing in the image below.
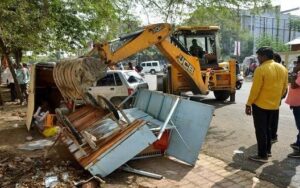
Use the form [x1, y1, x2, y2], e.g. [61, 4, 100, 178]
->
[286, 56, 300, 158]
[245, 47, 288, 163]
[270, 53, 287, 143]
[22, 63, 30, 100]
[6, 64, 17, 102]
[16, 64, 28, 102]
[128, 62, 134, 70]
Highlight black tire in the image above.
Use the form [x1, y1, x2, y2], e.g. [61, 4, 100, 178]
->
[150, 69, 156, 74]
[236, 82, 242, 90]
[213, 90, 230, 101]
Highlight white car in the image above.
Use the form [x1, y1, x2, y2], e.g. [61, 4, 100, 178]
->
[88, 70, 148, 106]
[140, 61, 162, 74]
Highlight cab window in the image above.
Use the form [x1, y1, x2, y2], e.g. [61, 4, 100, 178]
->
[152, 62, 158, 66]
[146, 63, 151, 66]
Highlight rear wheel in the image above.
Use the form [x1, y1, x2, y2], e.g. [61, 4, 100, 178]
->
[213, 90, 230, 101]
[150, 69, 156, 74]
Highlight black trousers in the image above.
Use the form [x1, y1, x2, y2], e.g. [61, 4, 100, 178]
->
[270, 110, 279, 140]
[9, 83, 16, 101]
[252, 104, 278, 158]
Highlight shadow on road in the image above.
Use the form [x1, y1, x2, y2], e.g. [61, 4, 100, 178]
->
[210, 145, 269, 188]
[192, 98, 235, 110]
[260, 156, 300, 187]
[218, 145, 264, 171]
[212, 144, 300, 187]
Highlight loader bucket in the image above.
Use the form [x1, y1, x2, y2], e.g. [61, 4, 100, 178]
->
[53, 56, 107, 102]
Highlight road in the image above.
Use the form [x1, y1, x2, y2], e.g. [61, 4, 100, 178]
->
[144, 74, 300, 187]
[200, 80, 300, 187]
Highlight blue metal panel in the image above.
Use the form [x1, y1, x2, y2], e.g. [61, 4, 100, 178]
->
[158, 95, 176, 122]
[166, 99, 214, 165]
[146, 92, 164, 118]
[88, 124, 157, 177]
[134, 89, 151, 111]
[122, 108, 149, 121]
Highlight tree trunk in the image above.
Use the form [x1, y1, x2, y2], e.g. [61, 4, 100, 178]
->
[14, 48, 22, 65]
[0, 55, 5, 105]
[0, 38, 23, 104]
[0, 87, 3, 106]
[4, 54, 24, 104]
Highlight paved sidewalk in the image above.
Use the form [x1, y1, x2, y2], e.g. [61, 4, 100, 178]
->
[103, 154, 278, 188]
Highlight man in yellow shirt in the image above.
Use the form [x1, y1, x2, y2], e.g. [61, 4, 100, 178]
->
[245, 47, 288, 163]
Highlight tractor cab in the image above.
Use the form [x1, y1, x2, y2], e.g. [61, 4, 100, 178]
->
[171, 26, 221, 69]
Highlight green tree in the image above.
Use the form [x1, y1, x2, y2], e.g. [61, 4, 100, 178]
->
[256, 35, 289, 52]
[0, 0, 51, 103]
[137, 0, 270, 24]
[0, 0, 123, 104]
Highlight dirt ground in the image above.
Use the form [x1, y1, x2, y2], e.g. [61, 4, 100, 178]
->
[0, 102, 92, 187]
[0, 86, 163, 188]
[1, 86, 220, 188]
[0, 91, 156, 188]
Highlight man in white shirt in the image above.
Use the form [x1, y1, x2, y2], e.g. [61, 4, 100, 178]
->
[5, 65, 17, 101]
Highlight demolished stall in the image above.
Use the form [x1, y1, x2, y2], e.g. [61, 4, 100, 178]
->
[51, 55, 215, 177]
[55, 89, 214, 177]
[25, 52, 215, 179]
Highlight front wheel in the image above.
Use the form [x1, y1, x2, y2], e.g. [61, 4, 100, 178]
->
[213, 90, 230, 101]
[236, 82, 242, 90]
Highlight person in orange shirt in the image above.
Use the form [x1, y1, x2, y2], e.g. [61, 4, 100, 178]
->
[286, 56, 300, 158]
[245, 47, 288, 163]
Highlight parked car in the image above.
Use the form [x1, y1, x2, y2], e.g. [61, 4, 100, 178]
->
[88, 70, 149, 107]
[140, 61, 162, 74]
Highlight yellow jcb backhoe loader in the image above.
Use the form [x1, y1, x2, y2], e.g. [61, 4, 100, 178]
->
[54, 23, 236, 103]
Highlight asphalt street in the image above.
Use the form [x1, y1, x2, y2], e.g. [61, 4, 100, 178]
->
[144, 74, 300, 187]
[200, 80, 300, 187]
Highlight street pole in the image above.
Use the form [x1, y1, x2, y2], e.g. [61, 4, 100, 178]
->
[251, 14, 256, 55]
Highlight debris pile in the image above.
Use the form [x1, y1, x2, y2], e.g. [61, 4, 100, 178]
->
[0, 153, 90, 187]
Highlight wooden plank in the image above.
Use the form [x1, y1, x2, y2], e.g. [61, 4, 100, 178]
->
[68, 106, 95, 121]
[79, 119, 145, 167]
[72, 110, 108, 131]
[81, 180, 98, 188]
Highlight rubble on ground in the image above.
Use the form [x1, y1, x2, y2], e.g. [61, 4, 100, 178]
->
[0, 152, 91, 187]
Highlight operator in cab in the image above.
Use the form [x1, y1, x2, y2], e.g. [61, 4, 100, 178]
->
[190, 39, 205, 59]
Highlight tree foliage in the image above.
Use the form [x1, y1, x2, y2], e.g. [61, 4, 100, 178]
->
[256, 35, 289, 52]
[136, 0, 271, 24]
[0, 0, 136, 103]
[0, 1, 49, 54]
[290, 18, 300, 32]
[0, 0, 140, 57]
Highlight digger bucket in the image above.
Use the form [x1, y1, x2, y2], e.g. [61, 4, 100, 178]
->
[53, 57, 107, 101]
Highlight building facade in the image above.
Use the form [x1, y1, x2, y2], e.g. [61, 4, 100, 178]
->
[240, 6, 300, 54]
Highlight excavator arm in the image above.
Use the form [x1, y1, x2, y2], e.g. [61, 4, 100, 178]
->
[98, 23, 209, 94]
[54, 23, 211, 102]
